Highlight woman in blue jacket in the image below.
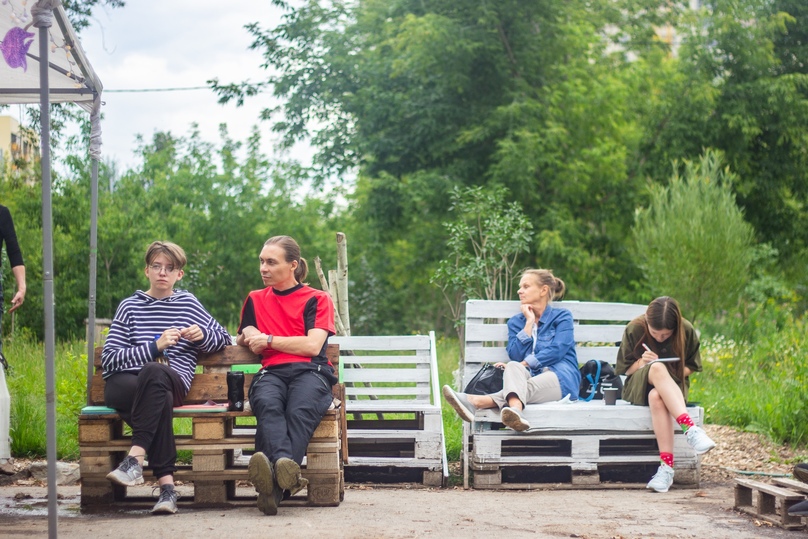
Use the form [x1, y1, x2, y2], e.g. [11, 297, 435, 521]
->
[443, 269, 580, 431]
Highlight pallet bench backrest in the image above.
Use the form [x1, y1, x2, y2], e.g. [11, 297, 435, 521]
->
[90, 344, 341, 405]
[330, 333, 440, 405]
[463, 299, 647, 388]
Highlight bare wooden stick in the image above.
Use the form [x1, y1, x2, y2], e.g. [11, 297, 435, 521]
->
[315, 256, 346, 335]
[336, 232, 351, 336]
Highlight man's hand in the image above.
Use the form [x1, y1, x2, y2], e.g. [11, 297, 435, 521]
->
[245, 333, 270, 355]
[8, 289, 24, 313]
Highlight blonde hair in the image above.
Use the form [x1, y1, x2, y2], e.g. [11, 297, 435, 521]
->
[145, 241, 187, 270]
[521, 269, 566, 301]
[264, 235, 308, 283]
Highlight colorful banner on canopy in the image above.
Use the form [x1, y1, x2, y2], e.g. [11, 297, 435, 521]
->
[0, 0, 102, 112]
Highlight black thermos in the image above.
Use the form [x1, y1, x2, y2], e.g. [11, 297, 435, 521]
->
[227, 371, 245, 412]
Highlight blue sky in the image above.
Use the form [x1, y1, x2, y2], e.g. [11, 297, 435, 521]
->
[70, 0, 311, 171]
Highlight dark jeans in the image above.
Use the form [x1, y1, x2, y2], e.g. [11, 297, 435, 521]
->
[104, 362, 185, 479]
[249, 363, 334, 465]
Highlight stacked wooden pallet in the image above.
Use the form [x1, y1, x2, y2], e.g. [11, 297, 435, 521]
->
[79, 345, 345, 509]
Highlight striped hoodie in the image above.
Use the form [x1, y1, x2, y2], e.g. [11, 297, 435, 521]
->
[101, 289, 232, 392]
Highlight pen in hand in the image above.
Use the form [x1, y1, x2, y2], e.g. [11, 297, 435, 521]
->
[642, 343, 651, 353]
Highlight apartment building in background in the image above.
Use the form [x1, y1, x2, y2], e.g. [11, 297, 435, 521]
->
[0, 115, 39, 170]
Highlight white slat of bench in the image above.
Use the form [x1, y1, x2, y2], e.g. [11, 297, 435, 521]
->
[472, 402, 703, 430]
[340, 355, 427, 365]
[466, 300, 646, 321]
[346, 402, 441, 413]
[330, 334, 431, 351]
[342, 369, 431, 384]
[345, 387, 432, 397]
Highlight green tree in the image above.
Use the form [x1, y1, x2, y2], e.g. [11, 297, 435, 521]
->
[632, 0, 808, 277]
[631, 150, 757, 322]
[432, 185, 532, 331]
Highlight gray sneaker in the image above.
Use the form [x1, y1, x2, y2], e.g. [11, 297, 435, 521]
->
[106, 455, 144, 486]
[442, 385, 477, 423]
[249, 452, 280, 515]
[151, 484, 179, 514]
[500, 407, 530, 431]
[275, 457, 308, 496]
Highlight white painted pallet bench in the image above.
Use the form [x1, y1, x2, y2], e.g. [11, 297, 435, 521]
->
[461, 299, 705, 489]
[330, 332, 448, 486]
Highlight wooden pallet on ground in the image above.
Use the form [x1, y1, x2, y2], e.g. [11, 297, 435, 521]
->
[734, 477, 806, 530]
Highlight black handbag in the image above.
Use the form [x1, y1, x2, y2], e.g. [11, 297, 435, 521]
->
[578, 359, 623, 401]
[464, 363, 505, 395]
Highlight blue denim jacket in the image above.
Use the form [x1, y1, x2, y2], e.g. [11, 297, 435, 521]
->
[506, 305, 581, 401]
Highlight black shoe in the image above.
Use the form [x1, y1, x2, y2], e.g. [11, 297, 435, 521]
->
[788, 498, 808, 516]
[794, 463, 808, 484]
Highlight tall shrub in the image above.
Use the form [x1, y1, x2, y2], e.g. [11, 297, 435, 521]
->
[631, 150, 756, 321]
[431, 185, 533, 332]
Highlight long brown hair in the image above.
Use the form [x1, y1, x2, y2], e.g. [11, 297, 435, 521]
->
[635, 296, 686, 382]
[264, 235, 308, 284]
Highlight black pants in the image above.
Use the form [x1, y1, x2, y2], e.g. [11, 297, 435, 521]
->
[249, 363, 333, 465]
[104, 363, 185, 479]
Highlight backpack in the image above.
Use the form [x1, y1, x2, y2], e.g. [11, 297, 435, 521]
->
[578, 359, 623, 402]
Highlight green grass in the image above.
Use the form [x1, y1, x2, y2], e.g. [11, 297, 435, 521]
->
[5, 336, 87, 459]
[691, 301, 808, 450]
[435, 336, 463, 462]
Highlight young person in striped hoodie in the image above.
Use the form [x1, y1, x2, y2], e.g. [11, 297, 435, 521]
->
[101, 241, 231, 514]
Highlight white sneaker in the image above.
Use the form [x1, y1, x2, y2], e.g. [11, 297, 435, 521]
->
[646, 463, 674, 493]
[500, 407, 530, 431]
[685, 426, 716, 455]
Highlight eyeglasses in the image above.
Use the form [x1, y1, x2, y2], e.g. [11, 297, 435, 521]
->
[149, 264, 177, 274]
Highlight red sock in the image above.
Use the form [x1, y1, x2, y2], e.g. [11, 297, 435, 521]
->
[676, 413, 695, 432]
[660, 452, 674, 467]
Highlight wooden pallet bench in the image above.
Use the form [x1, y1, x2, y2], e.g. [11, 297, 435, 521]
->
[79, 344, 347, 510]
[734, 477, 807, 530]
[459, 299, 705, 489]
[330, 333, 448, 486]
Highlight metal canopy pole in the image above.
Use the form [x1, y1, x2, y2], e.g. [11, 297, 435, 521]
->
[86, 155, 98, 405]
[33, 2, 58, 536]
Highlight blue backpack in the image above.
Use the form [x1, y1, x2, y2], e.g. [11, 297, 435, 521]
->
[578, 359, 622, 401]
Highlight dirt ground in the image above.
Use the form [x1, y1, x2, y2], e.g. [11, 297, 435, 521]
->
[1, 424, 806, 539]
[0, 482, 803, 539]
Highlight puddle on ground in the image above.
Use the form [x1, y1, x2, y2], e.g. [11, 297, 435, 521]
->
[0, 492, 83, 518]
